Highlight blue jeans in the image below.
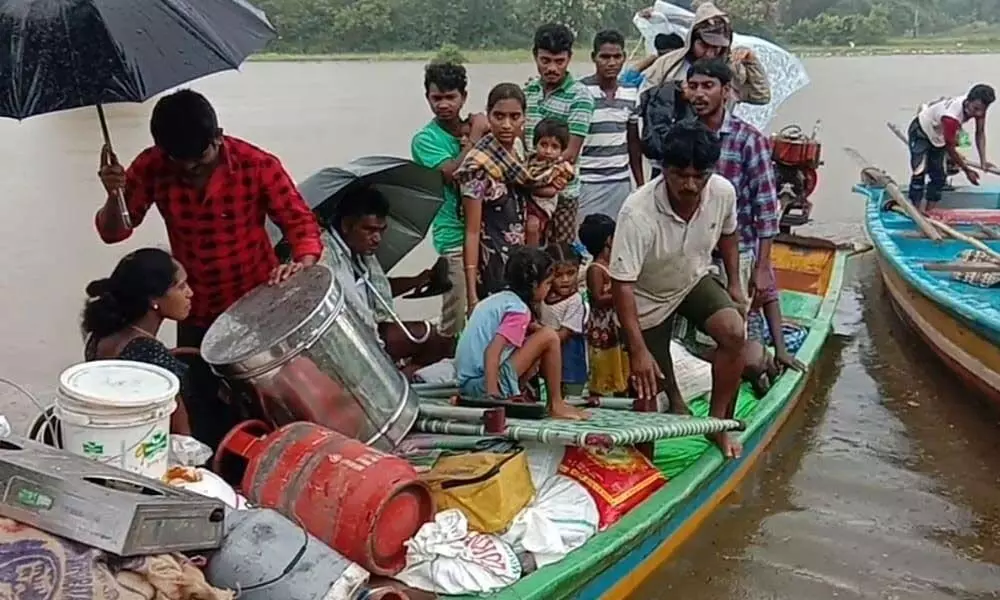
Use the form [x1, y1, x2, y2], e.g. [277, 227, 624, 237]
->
[907, 118, 946, 205]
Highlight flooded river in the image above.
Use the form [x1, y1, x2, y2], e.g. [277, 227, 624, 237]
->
[1, 54, 998, 597]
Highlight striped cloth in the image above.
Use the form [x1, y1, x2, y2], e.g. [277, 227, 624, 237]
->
[414, 407, 744, 447]
[952, 249, 1000, 288]
[454, 133, 534, 186]
[524, 73, 595, 199]
[578, 75, 640, 184]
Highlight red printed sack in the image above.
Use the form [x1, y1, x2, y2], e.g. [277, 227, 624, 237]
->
[559, 446, 666, 529]
[559, 446, 667, 531]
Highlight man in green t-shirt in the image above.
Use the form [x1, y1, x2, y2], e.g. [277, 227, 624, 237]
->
[411, 61, 488, 336]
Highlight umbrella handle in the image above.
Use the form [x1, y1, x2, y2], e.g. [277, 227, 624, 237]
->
[362, 277, 431, 344]
[96, 104, 133, 230]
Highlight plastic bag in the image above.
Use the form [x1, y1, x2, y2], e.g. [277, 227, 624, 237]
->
[169, 435, 213, 467]
[521, 442, 566, 489]
[165, 466, 248, 509]
[559, 446, 666, 529]
[501, 475, 599, 568]
[413, 359, 456, 384]
[396, 509, 521, 595]
[671, 341, 712, 401]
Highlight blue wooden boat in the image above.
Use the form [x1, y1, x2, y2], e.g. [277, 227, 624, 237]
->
[854, 177, 1000, 409]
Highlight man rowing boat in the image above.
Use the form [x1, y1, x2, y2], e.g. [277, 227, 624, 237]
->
[908, 84, 996, 211]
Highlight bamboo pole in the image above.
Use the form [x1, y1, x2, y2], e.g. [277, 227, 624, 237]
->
[918, 211, 1000, 264]
[845, 147, 943, 241]
[923, 261, 1000, 273]
[890, 204, 1000, 263]
[886, 121, 1000, 176]
[900, 230, 994, 240]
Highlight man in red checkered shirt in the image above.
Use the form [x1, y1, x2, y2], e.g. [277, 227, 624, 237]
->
[96, 89, 323, 348]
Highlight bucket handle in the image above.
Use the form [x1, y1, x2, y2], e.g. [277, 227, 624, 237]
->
[211, 419, 272, 474]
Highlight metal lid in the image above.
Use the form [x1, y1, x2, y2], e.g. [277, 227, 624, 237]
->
[59, 360, 180, 408]
[201, 265, 344, 376]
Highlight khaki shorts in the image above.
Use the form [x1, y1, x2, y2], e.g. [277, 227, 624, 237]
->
[642, 275, 738, 373]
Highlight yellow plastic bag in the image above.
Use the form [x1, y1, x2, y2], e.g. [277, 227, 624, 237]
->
[421, 450, 534, 534]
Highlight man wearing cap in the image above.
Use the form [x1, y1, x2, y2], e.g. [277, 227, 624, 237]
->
[639, 1, 770, 107]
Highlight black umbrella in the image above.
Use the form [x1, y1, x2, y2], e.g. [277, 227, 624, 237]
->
[0, 0, 276, 225]
[270, 156, 446, 272]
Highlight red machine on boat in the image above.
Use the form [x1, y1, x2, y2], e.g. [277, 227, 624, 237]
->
[770, 123, 823, 233]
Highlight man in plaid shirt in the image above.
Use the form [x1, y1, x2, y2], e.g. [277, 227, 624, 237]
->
[685, 59, 803, 372]
[96, 89, 322, 349]
[524, 23, 595, 243]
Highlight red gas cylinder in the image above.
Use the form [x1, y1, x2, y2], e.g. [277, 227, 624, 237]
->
[214, 420, 434, 576]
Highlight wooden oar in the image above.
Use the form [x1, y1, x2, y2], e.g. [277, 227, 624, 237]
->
[889, 204, 1000, 264]
[886, 121, 1000, 176]
[915, 210, 1000, 264]
[923, 261, 1000, 273]
[900, 230, 994, 240]
[844, 147, 943, 241]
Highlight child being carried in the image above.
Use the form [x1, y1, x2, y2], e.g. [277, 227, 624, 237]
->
[525, 118, 575, 247]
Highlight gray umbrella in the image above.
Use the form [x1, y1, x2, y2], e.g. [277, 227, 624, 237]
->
[270, 155, 445, 271]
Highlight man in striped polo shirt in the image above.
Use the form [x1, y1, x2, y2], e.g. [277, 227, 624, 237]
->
[524, 23, 595, 243]
[578, 29, 645, 226]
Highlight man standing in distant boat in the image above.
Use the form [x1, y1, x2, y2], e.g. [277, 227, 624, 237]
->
[611, 120, 747, 459]
[96, 89, 323, 349]
[524, 23, 595, 242]
[411, 61, 489, 337]
[684, 58, 803, 376]
[909, 84, 996, 211]
[577, 29, 644, 225]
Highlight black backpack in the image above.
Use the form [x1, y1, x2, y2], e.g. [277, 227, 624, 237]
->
[639, 80, 694, 162]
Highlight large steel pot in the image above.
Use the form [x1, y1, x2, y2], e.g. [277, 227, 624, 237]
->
[200, 264, 418, 451]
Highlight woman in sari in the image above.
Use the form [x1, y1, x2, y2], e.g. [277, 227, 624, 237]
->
[455, 83, 563, 314]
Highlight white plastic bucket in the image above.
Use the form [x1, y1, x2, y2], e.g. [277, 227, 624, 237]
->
[56, 360, 179, 480]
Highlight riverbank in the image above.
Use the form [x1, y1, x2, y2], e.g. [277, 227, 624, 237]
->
[252, 38, 1000, 63]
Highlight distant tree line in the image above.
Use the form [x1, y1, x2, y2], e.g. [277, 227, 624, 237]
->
[251, 0, 1000, 54]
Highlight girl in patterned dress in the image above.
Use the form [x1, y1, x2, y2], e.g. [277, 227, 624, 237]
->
[539, 243, 589, 397]
[579, 215, 630, 396]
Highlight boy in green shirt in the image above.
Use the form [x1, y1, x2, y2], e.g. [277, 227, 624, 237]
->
[411, 61, 488, 336]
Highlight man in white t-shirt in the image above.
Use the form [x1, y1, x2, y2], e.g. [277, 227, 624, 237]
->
[610, 119, 747, 459]
[909, 84, 996, 210]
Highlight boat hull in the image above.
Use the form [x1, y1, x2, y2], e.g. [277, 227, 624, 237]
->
[453, 238, 849, 600]
[856, 182, 1000, 412]
[876, 253, 1000, 408]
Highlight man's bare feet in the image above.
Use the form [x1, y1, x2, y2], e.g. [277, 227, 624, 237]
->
[549, 401, 589, 420]
[708, 431, 743, 459]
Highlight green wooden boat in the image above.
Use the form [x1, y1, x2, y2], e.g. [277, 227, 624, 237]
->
[450, 233, 851, 600]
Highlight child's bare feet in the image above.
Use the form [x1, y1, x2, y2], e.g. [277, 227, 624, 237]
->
[707, 431, 742, 459]
[549, 401, 589, 420]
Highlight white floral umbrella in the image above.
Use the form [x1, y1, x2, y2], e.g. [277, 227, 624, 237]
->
[633, 0, 810, 132]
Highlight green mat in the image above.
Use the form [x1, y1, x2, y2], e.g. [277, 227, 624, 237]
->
[653, 385, 760, 478]
[415, 407, 744, 447]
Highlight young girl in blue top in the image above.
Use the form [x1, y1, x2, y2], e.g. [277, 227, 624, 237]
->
[455, 246, 588, 420]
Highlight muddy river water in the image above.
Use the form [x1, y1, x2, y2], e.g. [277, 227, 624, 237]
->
[0, 54, 997, 598]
